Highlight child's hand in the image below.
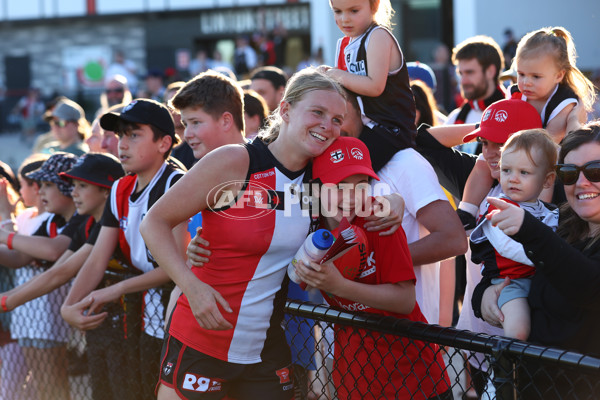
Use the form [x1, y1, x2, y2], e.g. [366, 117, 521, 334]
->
[61, 298, 108, 331]
[295, 260, 344, 294]
[481, 277, 511, 327]
[186, 227, 211, 267]
[363, 194, 403, 235]
[316, 65, 332, 74]
[324, 68, 346, 84]
[86, 286, 121, 315]
[486, 197, 525, 236]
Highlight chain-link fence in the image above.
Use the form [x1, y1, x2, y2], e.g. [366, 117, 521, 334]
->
[284, 300, 600, 400]
[0, 266, 162, 400]
[1, 262, 599, 400]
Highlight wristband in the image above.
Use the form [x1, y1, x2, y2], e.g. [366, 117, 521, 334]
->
[1, 296, 7, 312]
[458, 201, 479, 217]
[6, 232, 15, 250]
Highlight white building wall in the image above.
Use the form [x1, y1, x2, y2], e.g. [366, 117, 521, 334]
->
[2, 0, 303, 18]
[454, 0, 600, 70]
[1, 0, 341, 66]
[308, 0, 339, 67]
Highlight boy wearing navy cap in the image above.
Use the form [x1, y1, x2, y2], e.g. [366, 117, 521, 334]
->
[61, 99, 189, 399]
[60, 152, 124, 189]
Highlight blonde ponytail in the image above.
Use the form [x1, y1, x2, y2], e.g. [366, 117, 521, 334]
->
[516, 26, 596, 110]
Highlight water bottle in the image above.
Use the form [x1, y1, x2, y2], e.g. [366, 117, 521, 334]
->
[287, 229, 334, 284]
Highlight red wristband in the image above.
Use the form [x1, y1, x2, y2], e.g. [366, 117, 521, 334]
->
[6, 232, 15, 250]
[1, 296, 8, 312]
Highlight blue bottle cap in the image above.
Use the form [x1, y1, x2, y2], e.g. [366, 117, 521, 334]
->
[312, 229, 334, 250]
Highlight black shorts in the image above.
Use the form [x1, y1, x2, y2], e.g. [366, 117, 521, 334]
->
[158, 334, 294, 400]
[359, 124, 416, 172]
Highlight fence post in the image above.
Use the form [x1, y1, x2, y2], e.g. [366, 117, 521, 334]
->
[491, 340, 516, 400]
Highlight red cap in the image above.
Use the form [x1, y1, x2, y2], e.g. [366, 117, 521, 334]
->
[463, 95, 542, 143]
[312, 137, 379, 184]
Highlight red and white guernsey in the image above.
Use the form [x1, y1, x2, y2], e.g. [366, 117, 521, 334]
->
[107, 162, 184, 339]
[169, 139, 311, 364]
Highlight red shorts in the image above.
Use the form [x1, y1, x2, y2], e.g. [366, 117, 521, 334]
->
[158, 334, 294, 400]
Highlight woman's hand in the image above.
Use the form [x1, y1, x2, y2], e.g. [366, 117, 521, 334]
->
[486, 197, 525, 236]
[481, 277, 511, 327]
[186, 227, 211, 267]
[185, 281, 233, 331]
[295, 260, 345, 294]
[364, 194, 404, 235]
[61, 298, 108, 331]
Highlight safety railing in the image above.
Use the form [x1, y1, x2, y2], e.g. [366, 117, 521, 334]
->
[1, 283, 599, 400]
[283, 300, 600, 400]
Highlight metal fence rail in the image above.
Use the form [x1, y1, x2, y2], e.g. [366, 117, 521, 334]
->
[284, 300, 600, 400]
[1, 278, 599, 400]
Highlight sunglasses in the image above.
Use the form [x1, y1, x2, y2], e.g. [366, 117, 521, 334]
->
[556, 160, 600, 185]
[105, 88, 124, 94]
[50, 119, 68, 128]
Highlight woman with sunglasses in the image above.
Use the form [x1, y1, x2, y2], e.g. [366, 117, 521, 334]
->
[414, 97, 587, 398]
[473, 122, 600, 399]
